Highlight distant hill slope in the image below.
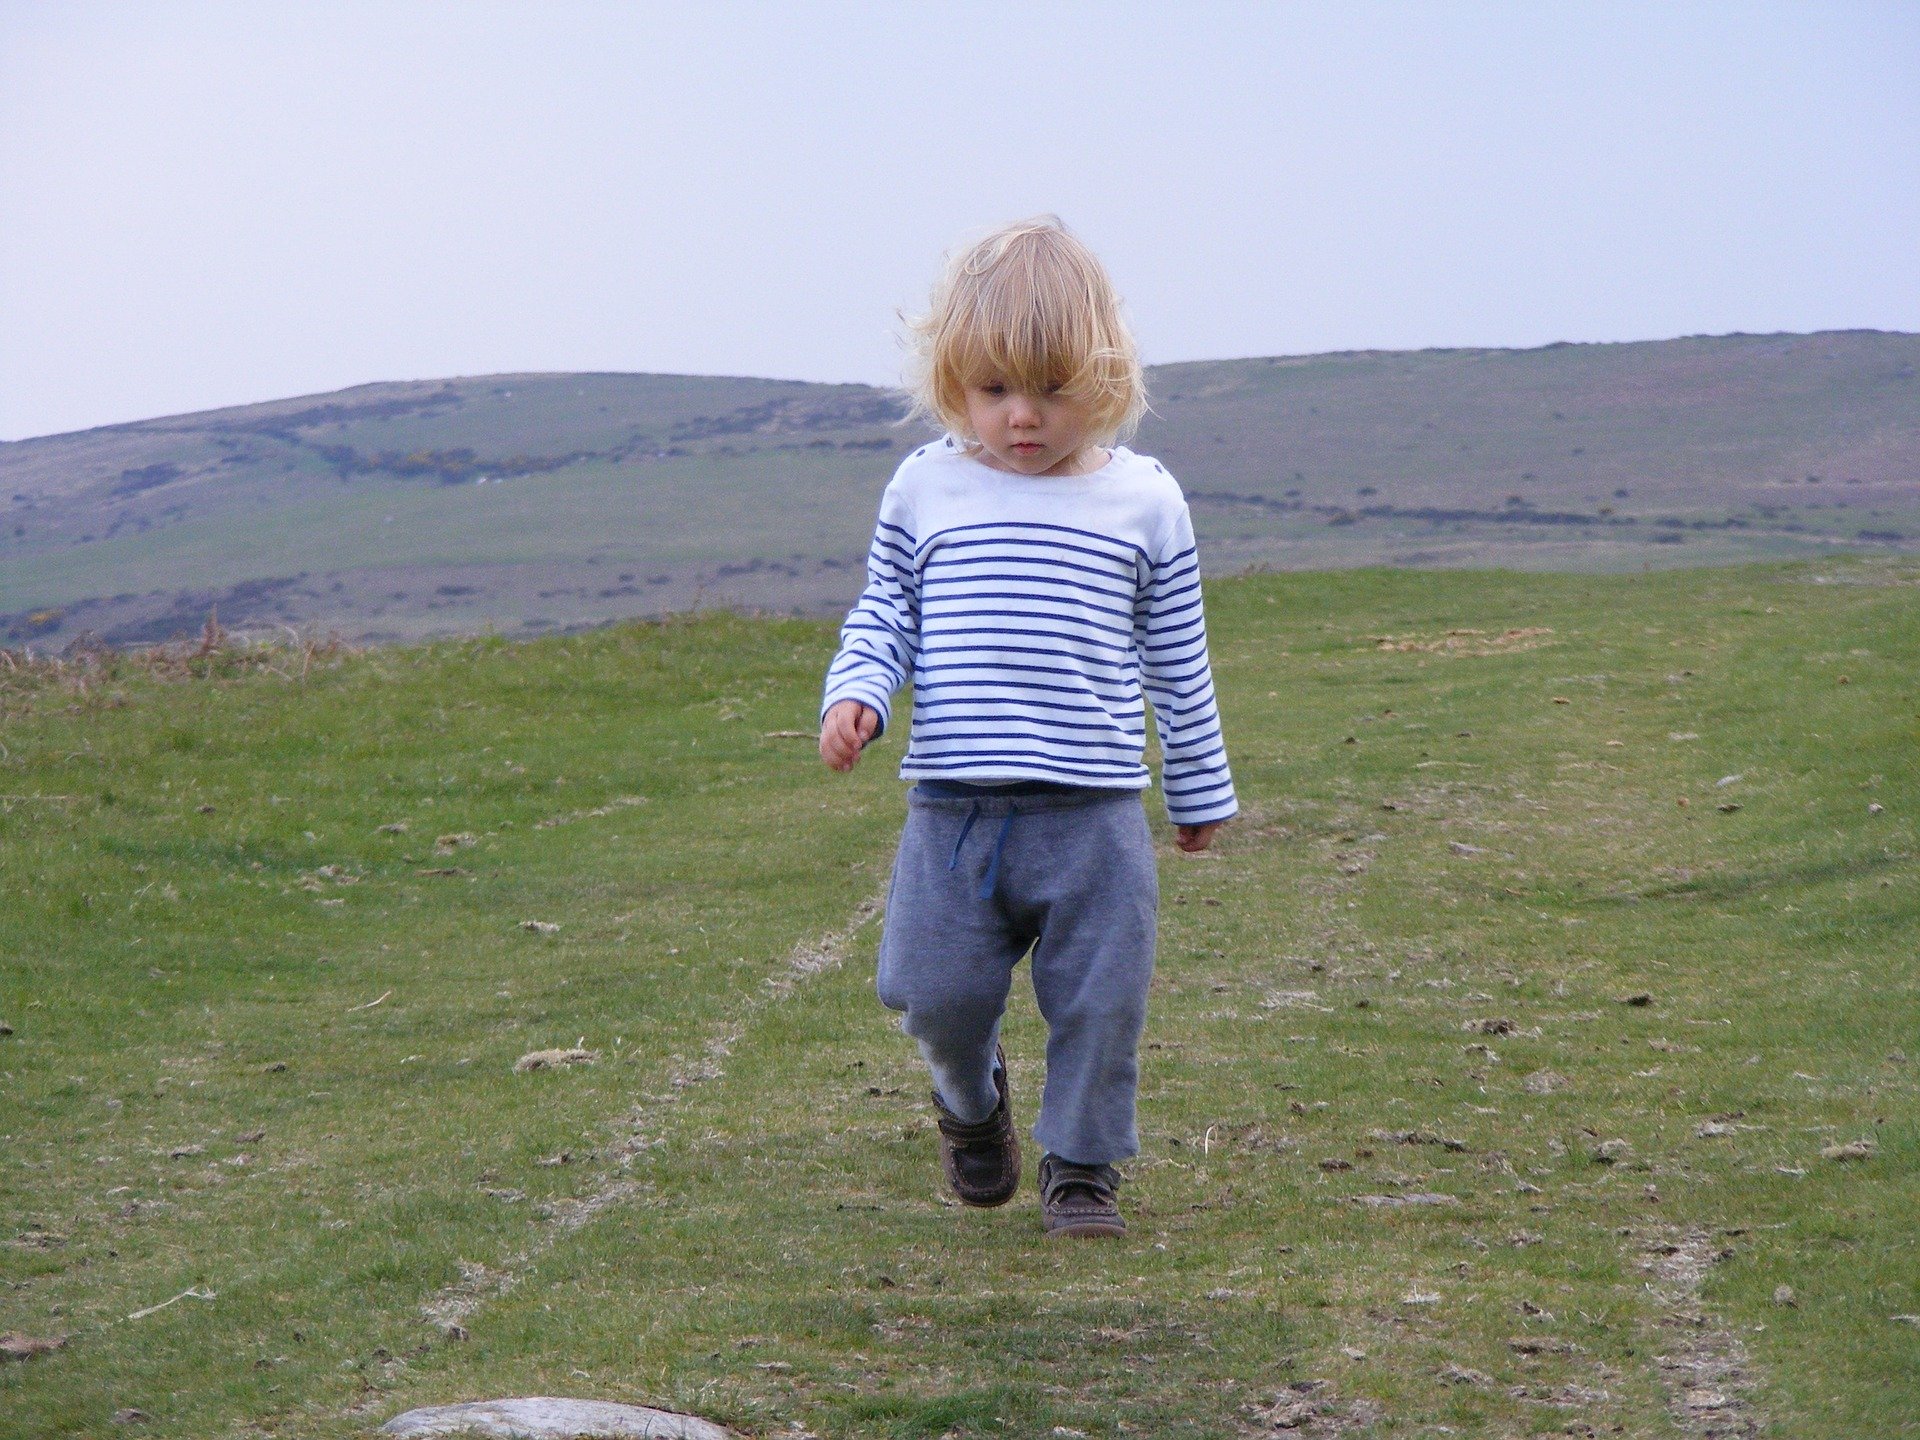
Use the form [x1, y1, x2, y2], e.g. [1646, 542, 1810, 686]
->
[3, 330, 1915, 648]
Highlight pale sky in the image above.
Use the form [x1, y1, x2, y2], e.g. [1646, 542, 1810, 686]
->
[2, 0, 1917, 440]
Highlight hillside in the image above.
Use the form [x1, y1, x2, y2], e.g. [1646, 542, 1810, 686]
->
[2, 330, 1916, 648]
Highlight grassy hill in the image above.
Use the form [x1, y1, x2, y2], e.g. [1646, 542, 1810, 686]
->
[2, 560, 1915, 1438]
[1, 331, 1915, 650]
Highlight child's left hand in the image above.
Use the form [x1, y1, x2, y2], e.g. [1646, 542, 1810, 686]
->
[1174, 821, 1225, 853]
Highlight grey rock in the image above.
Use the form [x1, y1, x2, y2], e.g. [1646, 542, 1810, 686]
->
[380, 1398, 733, 1439]
[1521, 1068, 1568, 1094]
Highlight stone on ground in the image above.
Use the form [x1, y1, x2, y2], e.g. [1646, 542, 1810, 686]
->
[380, 1397, 733, 1439]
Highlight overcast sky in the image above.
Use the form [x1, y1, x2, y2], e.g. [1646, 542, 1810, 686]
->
[2, 1, 1916, 440]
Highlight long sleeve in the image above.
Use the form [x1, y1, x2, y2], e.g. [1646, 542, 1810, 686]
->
[821, 484, 920, 738]
[1135, 502, 1237, 825]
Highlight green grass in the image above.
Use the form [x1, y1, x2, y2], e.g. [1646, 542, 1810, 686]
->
[2, 561, 1916, 1438]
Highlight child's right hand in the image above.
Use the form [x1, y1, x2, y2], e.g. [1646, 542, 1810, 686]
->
[819, 701, 880, 772]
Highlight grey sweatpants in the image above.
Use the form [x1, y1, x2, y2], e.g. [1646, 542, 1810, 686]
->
[875, 786, 1159, 1166]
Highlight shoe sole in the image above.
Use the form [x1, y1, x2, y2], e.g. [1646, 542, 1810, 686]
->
[957, 1188, 1019, 1210]
[1045, 1220, 1127, 1238]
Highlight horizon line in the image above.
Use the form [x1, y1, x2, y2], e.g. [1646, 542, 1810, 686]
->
[4, 325, 1912, 446]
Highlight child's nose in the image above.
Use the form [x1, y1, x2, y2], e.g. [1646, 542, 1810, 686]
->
[1008, 395, 1041, 425]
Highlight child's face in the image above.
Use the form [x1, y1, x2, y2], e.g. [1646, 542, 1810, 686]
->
[962, 378, 1105, 477]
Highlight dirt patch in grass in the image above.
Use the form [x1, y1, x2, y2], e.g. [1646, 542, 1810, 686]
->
[1637, 1225, 1764, 1437]
[1365, 625, 1559, 656]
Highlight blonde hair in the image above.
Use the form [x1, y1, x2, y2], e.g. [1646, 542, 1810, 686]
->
[904, 215, 1146, 446]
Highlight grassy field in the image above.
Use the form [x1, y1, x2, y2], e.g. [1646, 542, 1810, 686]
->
[2, 561, 1916, 1438]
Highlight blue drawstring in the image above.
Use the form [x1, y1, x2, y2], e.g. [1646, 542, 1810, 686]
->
[980, 805, 1019, 900]
[949, 803, 981, 872]
[947, 801, 1021, 900]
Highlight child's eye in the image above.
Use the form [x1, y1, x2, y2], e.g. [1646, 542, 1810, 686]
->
[981, 383, 1006, 396]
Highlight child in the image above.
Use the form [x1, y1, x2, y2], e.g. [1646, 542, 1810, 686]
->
[819, 216, 1236, 1238]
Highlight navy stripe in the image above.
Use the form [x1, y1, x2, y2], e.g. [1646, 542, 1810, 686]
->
[925, 552, 1136, 592]
[920, 519, 1148, 565]
[916, 657, 1132, 684]
[841, 617, 916, 646]
[906, 757, 1149, 782]
[917, 707, 1144, 735]
[1166, 779, 1233, 798]
[1165, 781, 1234, 802]
[1141, 592, 1204, 624]
[927, 611, 1135, 644]
[930, 599, 1137, 633]
[908, 748, 1144, 774]
[915, 717, 1146, 743]
[925, 569, 1135, 604]
[915, 673, 1141, 699]
[922, 627, 1134, 658]
[914, 694, 1135, 720]
[1140, 634, 1206, 657]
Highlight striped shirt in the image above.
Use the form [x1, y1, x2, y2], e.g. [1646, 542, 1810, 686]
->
[821, 437, 1237, 826]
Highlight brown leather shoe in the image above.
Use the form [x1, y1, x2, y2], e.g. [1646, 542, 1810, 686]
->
[1039, 1153, 1126, 1238]
[931, 1045, 1020, 1208]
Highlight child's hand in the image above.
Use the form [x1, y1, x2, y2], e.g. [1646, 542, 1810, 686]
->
[1174, 821, 1225, 853]
[820, 701, 880, 772]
